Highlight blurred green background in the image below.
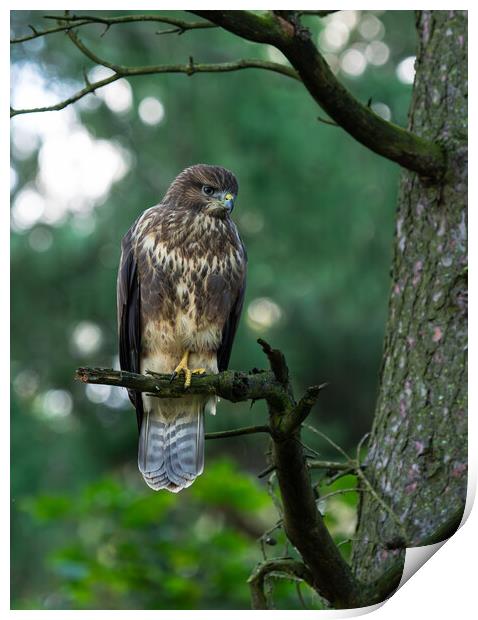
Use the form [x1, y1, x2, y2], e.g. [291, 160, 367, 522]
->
[11, 10, 416, 610]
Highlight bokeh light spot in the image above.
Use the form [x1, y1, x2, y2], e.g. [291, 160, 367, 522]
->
[11, 167, 18, 192]
[319, 21, 350, 53]
[340, 49, 367, 77]
[396, 56, 416, 84]
[365, 41, 390, 66]
[11, 186, 45, 231]
[42, 389, 73, 418]
[87, 67, 133, 114]
[237, 210, 264, 235]
[247, 298, 283, 331]
[86, 384, 112, 404]
[29, 227, 53, 252]
[71, 321, 103, 356]
[138, 96, 165, 126]
[14, 369, 40, 399]
[71, 213, 96, 237]
[358, 15, 385, 40]
[371, 102, 392, 121]
[334, 10, 361, 30]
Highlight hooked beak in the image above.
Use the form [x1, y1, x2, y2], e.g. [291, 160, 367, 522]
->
[222, 192, 235, 212]
[204, 192, 235, 219]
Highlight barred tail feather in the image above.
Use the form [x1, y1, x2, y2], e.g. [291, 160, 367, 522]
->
[138, 396, 205, 492]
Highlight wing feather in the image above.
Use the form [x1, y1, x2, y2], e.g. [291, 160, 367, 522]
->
[217, 242, 247, 372]
[117, 227, 144, 431]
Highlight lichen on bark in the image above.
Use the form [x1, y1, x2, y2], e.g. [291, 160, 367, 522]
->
[352, 10, 467, 583]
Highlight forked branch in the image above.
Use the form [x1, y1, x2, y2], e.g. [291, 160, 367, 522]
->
[75, 339, 405, 609]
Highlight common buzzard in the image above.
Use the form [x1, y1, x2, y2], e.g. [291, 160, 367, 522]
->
[117, 165, 247, 492]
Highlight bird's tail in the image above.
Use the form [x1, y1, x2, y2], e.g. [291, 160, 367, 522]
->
[138, 395, 207, 492]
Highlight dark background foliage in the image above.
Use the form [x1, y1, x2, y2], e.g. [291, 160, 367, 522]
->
[11, 10, 415, 609]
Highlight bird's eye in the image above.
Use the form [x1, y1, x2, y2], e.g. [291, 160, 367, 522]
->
[202, 185, 215, 196]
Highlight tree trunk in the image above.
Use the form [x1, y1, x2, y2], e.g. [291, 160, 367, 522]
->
[352, 10, 467, 584]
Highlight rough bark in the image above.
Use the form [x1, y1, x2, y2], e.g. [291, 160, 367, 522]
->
[352, 10, 467, 582]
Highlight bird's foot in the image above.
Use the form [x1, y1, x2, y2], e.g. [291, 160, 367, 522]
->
[186, 367, 207, 388]
[170, 352, 206, 388]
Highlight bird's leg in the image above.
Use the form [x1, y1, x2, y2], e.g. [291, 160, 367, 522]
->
[170, 351, 206, 388]
[170, 351, 190, 384]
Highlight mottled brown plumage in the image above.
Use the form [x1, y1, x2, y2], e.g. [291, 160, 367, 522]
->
[117, 165, 247, 492]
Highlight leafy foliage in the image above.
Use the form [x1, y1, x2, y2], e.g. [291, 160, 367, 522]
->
[18, 459, 315, 609]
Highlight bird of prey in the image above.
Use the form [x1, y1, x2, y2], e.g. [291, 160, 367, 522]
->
[117, 165, 247, 492]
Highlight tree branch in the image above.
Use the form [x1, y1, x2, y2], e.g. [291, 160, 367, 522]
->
[75, 339, 403, 608]
[271, 431, 362, 607]
[192, 10, 446, 178]
[11, 13, 217, 44]
[257, 338, 290, 386]
[11, 72, 119, 117]
[248, 558, 315, 609]
[11, 26, 298, 120]
[205, 425, 270, 440]
[307, 459, 356, 471]
[13, 10, 445, 177]
[76, 365, 287, 409]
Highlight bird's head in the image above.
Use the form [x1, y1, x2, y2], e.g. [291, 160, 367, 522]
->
[165, 164, 238, 220]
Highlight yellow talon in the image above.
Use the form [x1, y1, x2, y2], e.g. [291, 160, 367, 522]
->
[171, 351, 206, 388]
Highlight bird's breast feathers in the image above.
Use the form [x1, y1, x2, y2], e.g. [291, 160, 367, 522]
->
[134, 206, 245, 368]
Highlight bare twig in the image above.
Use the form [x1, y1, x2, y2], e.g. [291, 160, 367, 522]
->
[11, 20, 88, 44]
[355, 467, 407, 539]
[257, 463, 276, 478]
[266, 471, 283, 516]
[10, 57, 298, 118]
[356, 431, 371, 462]
[11, 13, 217, 44]
[304, 423, 351, 461]
[11, 22, 299, 118]
[307, 458, 355, 471]
[317, 487, 368, 504]
[299, 439, 322, 458]
[257, 338, 290, 387]
[287, 384, 327, 431]
[317, 115, 339, 127]
[205, 425, 270, 440]
[11, 72, 120, 117]
[248, 558, 315, 610]
[259, 520, 283, 560]
[323, 467, 356, 486]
